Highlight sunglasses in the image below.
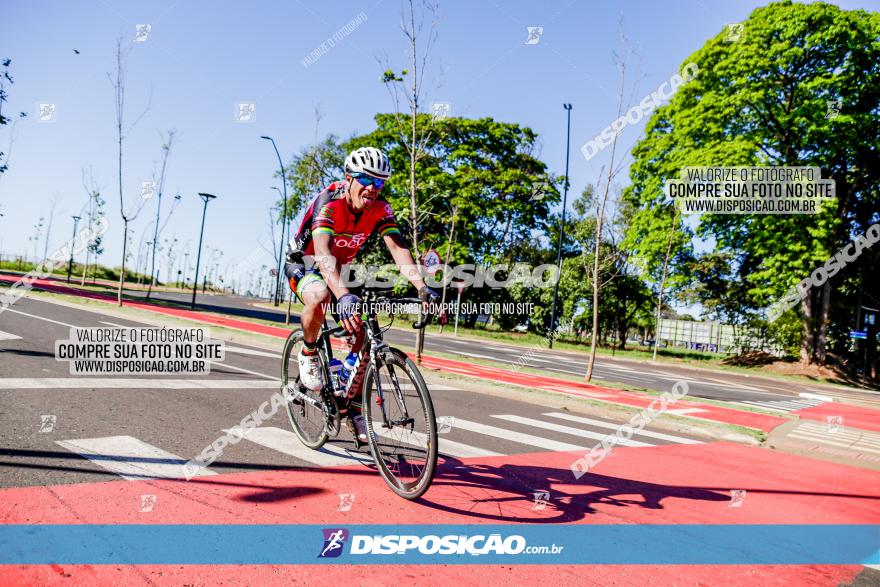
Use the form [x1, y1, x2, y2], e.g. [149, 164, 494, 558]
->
[352, 174, 385, 190]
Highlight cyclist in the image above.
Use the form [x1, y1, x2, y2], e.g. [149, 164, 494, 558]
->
[284, 146, 440, 443]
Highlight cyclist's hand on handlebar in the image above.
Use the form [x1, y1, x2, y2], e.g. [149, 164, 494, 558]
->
[418, 285, 445, 320]
[418, 285, 441, 309]
[337, 293, 363, 334]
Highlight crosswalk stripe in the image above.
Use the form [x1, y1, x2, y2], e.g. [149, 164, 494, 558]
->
[795, 423, 880, 443]
[448, 418, 585, 452]
[375, 426, 502, 458]
[787, 432, 880, 455]
[0, 378, 279, 389]
[542, 412, 702, 444]
[56, 436, 216, 480]
[491, 414, 653, 447]
[226, 427, 372, 466]
[0, 330, 22, 341]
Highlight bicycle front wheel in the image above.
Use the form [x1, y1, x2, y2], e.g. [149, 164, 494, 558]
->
[281, 329, 329, 449]
[363, 349, 438, 500]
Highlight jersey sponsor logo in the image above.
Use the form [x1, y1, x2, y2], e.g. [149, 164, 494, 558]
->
[334, 233, 367, 249]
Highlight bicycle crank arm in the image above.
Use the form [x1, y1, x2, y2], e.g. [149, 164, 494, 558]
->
[284, 385, 323, 409]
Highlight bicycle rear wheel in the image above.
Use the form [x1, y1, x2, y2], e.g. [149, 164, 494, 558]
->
[363, 349, 437, 500]
[281, 330, 328, 449]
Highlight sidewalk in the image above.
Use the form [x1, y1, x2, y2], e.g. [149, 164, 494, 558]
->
[3, 272, 877, 435]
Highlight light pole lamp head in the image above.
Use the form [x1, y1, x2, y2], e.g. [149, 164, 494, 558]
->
[563, 103, 572, 110]
[73, 215, 81, 221]
[198, 192, 217, 204]
[260, 135, 273, 142]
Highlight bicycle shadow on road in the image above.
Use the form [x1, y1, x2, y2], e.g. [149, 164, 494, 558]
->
[417, 455, 732, 523]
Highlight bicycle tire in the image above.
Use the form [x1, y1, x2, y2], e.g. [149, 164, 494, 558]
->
[281, 329, 329, 449]
[363, 348, 438, 500]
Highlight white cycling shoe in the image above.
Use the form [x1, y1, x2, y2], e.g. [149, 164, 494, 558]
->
[297, 350, 324, 391]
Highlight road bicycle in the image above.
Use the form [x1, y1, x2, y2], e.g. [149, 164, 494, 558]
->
[280, 292, 438, 500]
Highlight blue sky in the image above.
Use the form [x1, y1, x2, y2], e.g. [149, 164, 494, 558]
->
[2, 0, 877, 295]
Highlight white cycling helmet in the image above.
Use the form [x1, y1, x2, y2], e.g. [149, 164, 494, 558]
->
[344, 147, 392, 179]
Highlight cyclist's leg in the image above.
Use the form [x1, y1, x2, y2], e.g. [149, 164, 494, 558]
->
[284, 261, 329, 344]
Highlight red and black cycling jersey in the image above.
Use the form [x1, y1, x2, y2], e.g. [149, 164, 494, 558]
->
[287, 181, 401, 266]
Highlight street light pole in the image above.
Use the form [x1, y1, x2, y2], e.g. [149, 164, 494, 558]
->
[548, 103, 572, 349]
[261, 135, 288, 307]
[66, 216, 81, 282]
[191, 193, 217, 309]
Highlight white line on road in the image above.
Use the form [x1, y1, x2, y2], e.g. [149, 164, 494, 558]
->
[491, 414, 653, 447]
[0, 330, 22, 341]
[99, 321, 129, 328]
[211, 361, 278, 381]
[226, 427, 373, 466]
[56, 435, 216, 480]
[0, 378, 278, 389]
[449, 418, 586, 452]
[454, 351, 501, 360]
[543, 412, 703, 444]
[2, 308, 78, 329]
[376, 425, 502, 458]
[224, 345, 280, 359]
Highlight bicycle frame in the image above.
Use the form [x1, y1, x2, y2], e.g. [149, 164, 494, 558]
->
[315, 301, 417, 432]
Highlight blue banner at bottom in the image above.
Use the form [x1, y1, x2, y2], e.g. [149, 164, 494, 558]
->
[0, 525, 877, 565]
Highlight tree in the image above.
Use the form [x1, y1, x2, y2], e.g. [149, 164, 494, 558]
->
[380, 0, 440, 360]
[627, 1, 880, 365]
[146, 130, 177, 300]
[79, 168, 105, 284]
[0, 58, 27, 180]
[109, 38, 150, 304]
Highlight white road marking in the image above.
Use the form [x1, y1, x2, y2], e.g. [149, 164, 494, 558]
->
[226, 427, 372, 466]
[211, 361, 277, 380]
[224, 345, 280, 359]
[0, 378, 278, 389]
[375, 425, 502, 458]
[454, 351, 500, 360]
[2, 308, 78, 328]
[491, 414, 653, 447]
[798, 392, 834, 403]
[700, 376, 766, 392]
[0, 330, 22, 341]
[665, 408, 709, 416]
[543, 412, 703, 444]
[56, 435, 216, 480]
[99, 321, 129, 328]
[449, 418, 586, 452]
[787, 432, 880, 455]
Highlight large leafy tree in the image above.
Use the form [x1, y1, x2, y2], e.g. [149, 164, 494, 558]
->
[348, 114, 559, 283]
[625, 1, 880, 365]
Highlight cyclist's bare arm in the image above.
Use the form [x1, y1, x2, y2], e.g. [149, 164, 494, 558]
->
[384, 233, 428, 291]
[312, 231, 350, 299]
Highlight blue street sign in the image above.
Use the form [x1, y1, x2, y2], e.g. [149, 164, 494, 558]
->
[850, 330, 868, 339]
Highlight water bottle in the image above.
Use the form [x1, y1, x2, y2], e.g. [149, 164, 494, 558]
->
[328, 358, 345, 396]
[339, 352, 357, 388]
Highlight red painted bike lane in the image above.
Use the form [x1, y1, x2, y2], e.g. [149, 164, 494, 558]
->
[0, 443, 876, 585]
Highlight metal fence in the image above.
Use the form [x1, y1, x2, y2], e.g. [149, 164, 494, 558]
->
[657, 318, 783, 356]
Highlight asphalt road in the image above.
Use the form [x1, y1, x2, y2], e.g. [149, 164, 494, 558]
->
[0, 296, 703, 489]
[124, 285, 880, 408]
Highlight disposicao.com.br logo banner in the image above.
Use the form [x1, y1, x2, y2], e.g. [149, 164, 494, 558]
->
[0, 525, 876, 565]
